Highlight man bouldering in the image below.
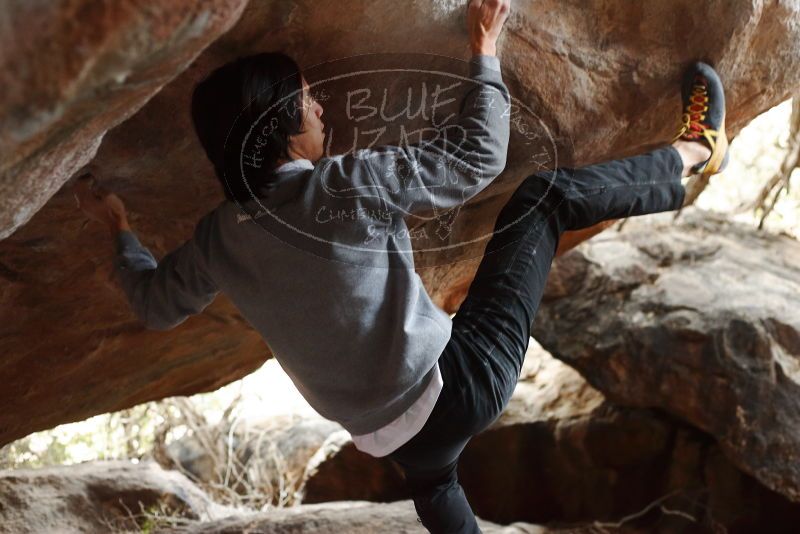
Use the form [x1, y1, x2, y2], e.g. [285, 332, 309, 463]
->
[73, 0, 729, 531]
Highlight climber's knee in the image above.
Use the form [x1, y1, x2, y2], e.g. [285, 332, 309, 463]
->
[495, 170, 571, 234]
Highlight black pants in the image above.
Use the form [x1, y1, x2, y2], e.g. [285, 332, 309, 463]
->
[387, 145, 686, 533]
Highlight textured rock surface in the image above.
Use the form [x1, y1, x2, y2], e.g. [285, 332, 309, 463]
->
[300, 342, 800, 531]
[0, 461, 551, 533]
[3, 0, 800, 446]
[532, 207, 800, 502]
[162, 500, 553, 534]
[0, 0, 249, 240]
[0, 0, 265, 448]
[0, 460, 233, 533]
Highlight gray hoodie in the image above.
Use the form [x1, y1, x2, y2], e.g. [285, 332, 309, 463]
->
[114, 54, 510, 435]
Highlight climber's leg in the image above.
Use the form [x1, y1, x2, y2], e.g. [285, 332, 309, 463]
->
[453, 144, 687, 410]
[387, 317, 505, 533]
[387, 145, 687, 532]
[395, 459, 480, 534]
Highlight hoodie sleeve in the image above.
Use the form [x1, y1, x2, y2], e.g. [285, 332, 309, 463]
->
[351, 54, 511, 216]
[113, 221, 219, 331]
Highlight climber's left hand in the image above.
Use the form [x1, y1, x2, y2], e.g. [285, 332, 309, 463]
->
[72, 173, 130, 235]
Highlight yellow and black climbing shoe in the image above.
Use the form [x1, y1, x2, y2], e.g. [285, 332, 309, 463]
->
[671, 61, 729, 176]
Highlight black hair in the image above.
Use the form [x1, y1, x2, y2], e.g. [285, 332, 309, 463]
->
[191, 52, 307, 204]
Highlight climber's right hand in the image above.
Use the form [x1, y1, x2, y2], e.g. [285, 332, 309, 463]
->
[468, 0, 511, 57]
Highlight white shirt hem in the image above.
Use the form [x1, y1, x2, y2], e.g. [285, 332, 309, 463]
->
[350, 361, 444, 457]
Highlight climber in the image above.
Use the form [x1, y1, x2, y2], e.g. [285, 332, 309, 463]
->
[73, 0, 729, 531]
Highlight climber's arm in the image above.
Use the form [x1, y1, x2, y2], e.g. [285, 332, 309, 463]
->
[326, 0, 511, 217]
[356, 53, 510, 216]
[113, 227, 219, 331]
[72, 172, 218, 331]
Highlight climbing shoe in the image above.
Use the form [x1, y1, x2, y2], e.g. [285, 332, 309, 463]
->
[671, 61, 729, 176]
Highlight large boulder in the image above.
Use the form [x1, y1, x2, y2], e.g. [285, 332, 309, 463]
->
[0, 461, 551, 533]
[532, 207, 800, 502]
[0, 0, 265, 449]
[160, 500, 553, 534]
[3, 0, 800, 447]
[0, 460, 232, 533]
[0, 0, 248, 240]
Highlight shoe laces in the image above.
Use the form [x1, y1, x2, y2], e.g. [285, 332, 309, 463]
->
[673, 78, 710, 142]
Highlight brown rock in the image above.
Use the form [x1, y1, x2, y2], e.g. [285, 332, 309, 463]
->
[301, 430, 408, 505]
[161, 500, 554, 534]
[0, 460, 556, 533]
[3, 0, 800, 448]
[0, 0, 265, 448]
[0, 460, 232, 533]
[0, 0, 249, 240]
[532, 207, 800, 502]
